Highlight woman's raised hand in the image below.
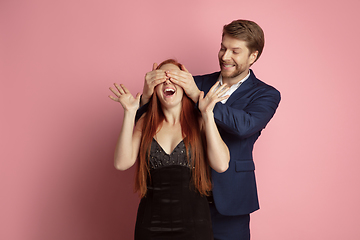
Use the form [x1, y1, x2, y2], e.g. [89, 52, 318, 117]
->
[198, 81, 229, 114]
[109, 83, 141, 112]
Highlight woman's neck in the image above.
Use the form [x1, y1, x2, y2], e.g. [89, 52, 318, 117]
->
[161, 105, 181, 125]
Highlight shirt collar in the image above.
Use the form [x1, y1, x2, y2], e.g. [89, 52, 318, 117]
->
[218, 70, 251, 87]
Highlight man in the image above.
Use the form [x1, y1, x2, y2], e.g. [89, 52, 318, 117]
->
[140, 19, 281, 240]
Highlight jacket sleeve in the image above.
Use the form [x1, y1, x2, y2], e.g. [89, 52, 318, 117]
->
[213, 87, 281, 139]
[135, 102, 148, 122]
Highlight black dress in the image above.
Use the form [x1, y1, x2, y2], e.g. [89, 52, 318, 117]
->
[134, 139, 213, 240]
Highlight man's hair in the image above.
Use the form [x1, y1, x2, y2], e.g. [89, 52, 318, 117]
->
[223, 19, 265, 63]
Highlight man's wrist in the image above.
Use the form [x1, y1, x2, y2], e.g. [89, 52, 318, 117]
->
[191, 90, 201, 103]
[140, 95, 149, 107]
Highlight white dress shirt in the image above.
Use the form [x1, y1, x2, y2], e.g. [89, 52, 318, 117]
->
[218, 71, 250, 104]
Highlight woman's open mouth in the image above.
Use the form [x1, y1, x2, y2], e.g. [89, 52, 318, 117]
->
[164, 88, 175, 96]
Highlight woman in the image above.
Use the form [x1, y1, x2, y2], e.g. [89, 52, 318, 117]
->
[109, 59, 230, 240]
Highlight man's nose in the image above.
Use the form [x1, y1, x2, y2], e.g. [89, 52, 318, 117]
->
[221, 50, 231, 61]
[164, 78, 171, 84]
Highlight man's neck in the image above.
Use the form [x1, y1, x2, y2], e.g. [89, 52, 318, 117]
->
[222, 70, 250, 87]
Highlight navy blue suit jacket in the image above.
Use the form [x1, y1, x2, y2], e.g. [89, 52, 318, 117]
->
[195, 70, 280, 216]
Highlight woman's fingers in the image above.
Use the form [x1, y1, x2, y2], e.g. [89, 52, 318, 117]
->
[114, 83, 125, 95]
[208, 81, 220, 94]
[109, 87, 120, 97]
[215, 85, 229, 97]
[109, 83, 132, 102]
[120, 84, 130, 94]
[108, 95, 118, 102]
[207, 82, 229, 98]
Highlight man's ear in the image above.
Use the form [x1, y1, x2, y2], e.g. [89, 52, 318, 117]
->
[249, 51, 258, 65]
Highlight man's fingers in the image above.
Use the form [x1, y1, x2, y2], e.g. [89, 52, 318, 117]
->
[167, 69, 184, 79]
[167, 70, 188, 83]
[168, 78, 186, 89]
[152, 62, 158, 71]
[147, 71, 166, 82]
[151, 78, 166, 87]
[180, 64, 189, 73]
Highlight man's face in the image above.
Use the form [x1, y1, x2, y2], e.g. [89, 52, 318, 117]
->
[218, 34, 257, 83]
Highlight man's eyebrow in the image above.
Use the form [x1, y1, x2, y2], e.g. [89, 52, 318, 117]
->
[220, 43, 241, 50]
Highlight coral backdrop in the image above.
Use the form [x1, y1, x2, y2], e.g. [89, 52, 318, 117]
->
[1, 0, 360, 239]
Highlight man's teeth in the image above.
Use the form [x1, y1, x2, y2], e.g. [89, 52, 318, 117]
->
[165, 89, 175, 93]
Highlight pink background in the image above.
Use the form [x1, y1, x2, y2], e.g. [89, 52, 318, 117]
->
[1, 0, 360, 239]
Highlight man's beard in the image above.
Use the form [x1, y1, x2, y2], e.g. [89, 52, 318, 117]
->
[220, 62, 246, 79]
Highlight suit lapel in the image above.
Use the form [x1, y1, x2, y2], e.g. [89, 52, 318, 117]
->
[202, 72, 220, 94]
[225, 70, 257, 106]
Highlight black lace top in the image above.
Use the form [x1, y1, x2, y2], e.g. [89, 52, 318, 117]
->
[149, 138, 192, 170]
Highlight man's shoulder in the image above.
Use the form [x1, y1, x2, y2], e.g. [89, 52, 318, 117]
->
[194, 72, 220, 88]
[250, 70, 281, 99]
[194, 71, 220, 81]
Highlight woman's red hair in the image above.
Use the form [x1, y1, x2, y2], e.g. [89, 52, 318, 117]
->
[135, 59, 211, 198]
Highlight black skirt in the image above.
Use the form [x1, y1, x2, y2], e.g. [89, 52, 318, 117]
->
[134, 166, 213, 240]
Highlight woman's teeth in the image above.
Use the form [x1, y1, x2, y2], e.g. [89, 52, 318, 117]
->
[164, 89, 175, 96]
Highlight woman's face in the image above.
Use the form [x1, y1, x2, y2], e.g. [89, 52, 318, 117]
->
[155, 63, 184, 108]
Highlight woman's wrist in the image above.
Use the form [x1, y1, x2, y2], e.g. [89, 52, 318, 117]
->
[124, 108, 138, 116]
[201, 111, 214, 122]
